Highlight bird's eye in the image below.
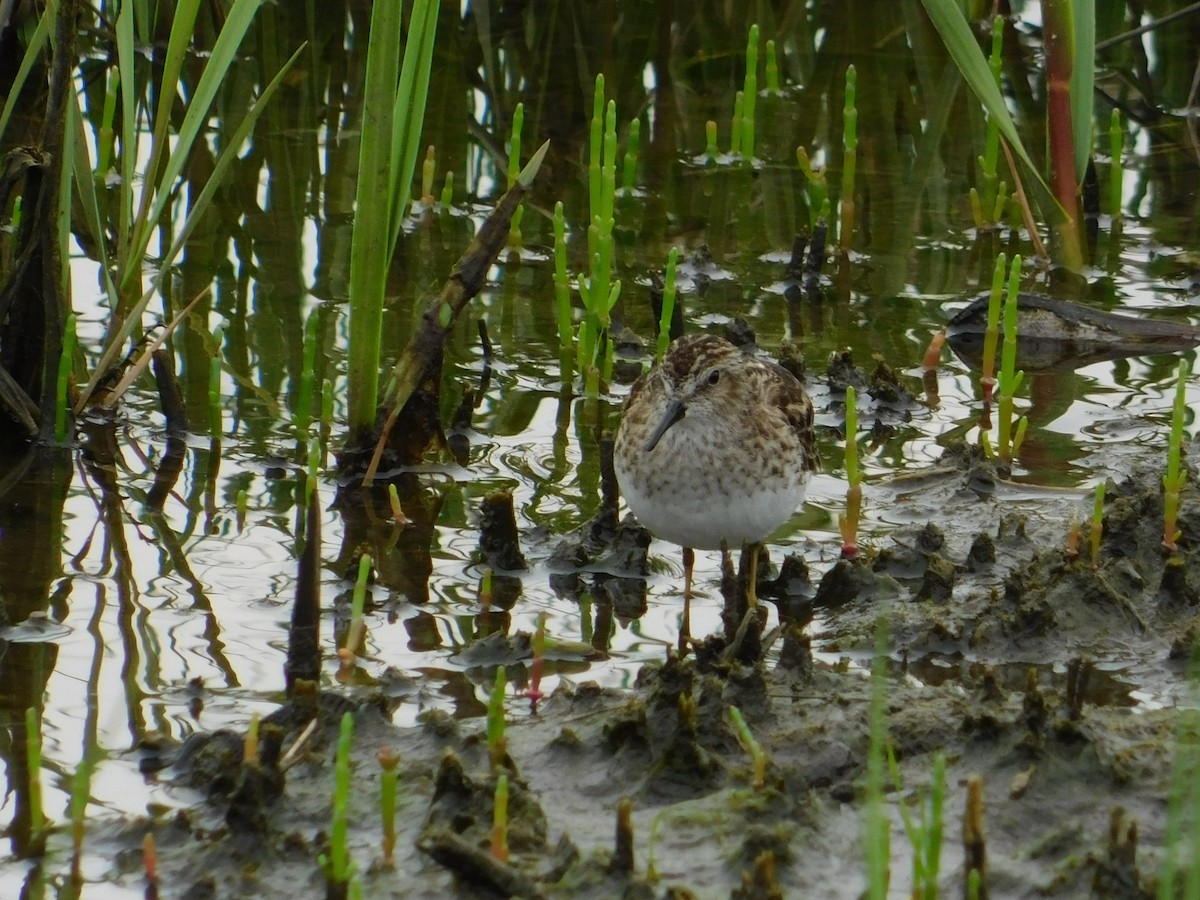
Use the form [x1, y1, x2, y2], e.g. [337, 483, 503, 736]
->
[707, 369, 720, 385]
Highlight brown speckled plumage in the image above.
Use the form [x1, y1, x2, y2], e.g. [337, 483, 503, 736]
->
[614, 333, 819, 554]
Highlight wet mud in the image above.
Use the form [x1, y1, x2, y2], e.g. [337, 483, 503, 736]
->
[69, 403, 1200, 899]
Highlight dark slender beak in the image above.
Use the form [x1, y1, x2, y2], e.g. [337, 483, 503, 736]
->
[643, 398, 685, 452]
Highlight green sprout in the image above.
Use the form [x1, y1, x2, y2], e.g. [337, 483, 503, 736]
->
[839, 64, 857, 252]
[491, 774, 509, 862]
[995, 254, 1028, 465]
[740, 25, 759, 161]
[1163, 359, 1189, 552]
[236, 488, 248, 531]
[69, 755, 94, 881]
[729, 91, 744, 156]
[507, 103, 524, 245]
[970, 16, 1006, 228]
[294, 309, 319, 437]
[576, 75, 621, 395]
[888, 749, 945, 900]
[796, 146, 828, 230]
[487, 667, 507, 771]
[341, 554, 372, 668]
[728, 706, 766, 791]
[1109, 109, 1124, 228]
[440, 170, 454, 208]
[378, 748, 400, 867]
[319, 712, 356, 889]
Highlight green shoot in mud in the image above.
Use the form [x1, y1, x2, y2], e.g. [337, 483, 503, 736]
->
[728, 706, 766, 791]
[378, 749, 400, 868]
[1090, 481, 1106, 568]
[1163, 359, 1189, 552]
[53, 313, 75, 444]
[839, 64, 858, 253]
[796, 146, 829, 231]
[656, 248, 680, 363]
[528, 612, 547, 707]
[740, 25, 760, 161]
[387, 484, 408, 525]
[864, 621, 889, 900]
[969, 16, 1007, 230]
[491, 774, 509, 862]
[887, 749, 945, 900]
[487, 668, 507, 771]
[507, 104, 525, 246]
[320, 712, 356, 890]
[839, 385, 863, 559]
[441, 170, 455, 208]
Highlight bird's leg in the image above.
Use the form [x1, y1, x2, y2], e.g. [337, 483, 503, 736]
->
[680, 547, 695, 652]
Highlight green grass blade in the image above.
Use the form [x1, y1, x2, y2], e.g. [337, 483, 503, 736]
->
[347, 0, 404, 434]
[919, 0, 1062, 219]
[1070, 2, 1095, 182]
[124, 0, 265, 295]
[69, 94, 119, 308]
[77, 42, 307, 411]
[0, 0, 54, 142]
[115, 0, 137, 245]
[387, 0, 440, 253]
[123, 0, 204, 292]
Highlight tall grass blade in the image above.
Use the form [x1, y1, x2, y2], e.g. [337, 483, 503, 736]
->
[0, 0, 54, 142]
[387, 0, 440, 252]
[76, 43, 306, 411]
[1070, 1, 1096, 182]
[919, 0, 1061, 218]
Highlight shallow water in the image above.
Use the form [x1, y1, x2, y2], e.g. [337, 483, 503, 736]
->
[3, 1, 1200, 893]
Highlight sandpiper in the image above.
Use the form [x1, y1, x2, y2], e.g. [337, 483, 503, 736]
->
[614, 333, 819, 613]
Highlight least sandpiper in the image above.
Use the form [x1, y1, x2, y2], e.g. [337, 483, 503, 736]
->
[614, 333, 819, 609]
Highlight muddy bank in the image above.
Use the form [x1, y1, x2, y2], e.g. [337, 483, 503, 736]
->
[60, 435, 1200, 899]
